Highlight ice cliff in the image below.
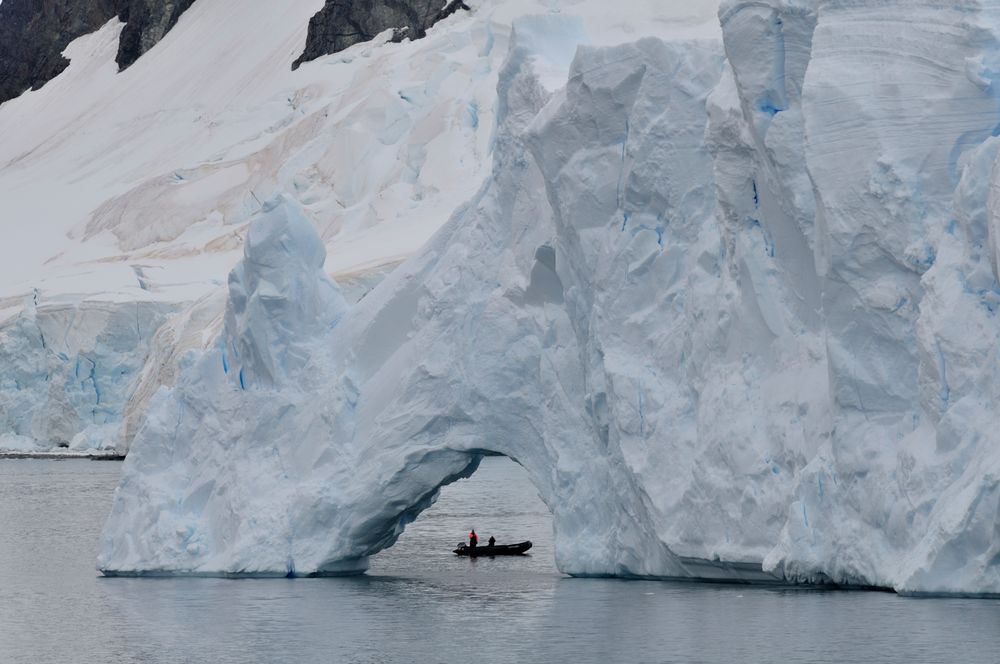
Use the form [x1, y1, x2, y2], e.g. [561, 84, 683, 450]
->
[100, 1, 1000, 596]
[0, 297, 173, 452]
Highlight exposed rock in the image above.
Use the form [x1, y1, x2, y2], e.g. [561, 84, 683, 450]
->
[0, 0, 119, 104]
[0, 0, 467, 105]
[292, 0, 470, 70]
[0, 0, 197, 105]
[116, 0, 197, 69]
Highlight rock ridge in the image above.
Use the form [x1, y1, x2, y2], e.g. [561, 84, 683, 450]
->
[292, 0, 470, 70]
[0, 0, 197, 105]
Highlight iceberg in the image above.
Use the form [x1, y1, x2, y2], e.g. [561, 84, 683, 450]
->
[101, 3, 1000, 597]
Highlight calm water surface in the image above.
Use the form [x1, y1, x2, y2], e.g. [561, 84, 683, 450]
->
[2, 458, 1000, 663]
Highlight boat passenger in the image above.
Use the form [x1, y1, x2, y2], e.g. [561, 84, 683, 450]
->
[488, 536, 496, 547]
[469, 529, 478, 548]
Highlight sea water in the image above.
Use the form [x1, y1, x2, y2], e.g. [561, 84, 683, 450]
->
[1, 457, 999, 663]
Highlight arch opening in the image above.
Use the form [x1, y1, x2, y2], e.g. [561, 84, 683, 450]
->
[366, 453, 558, 577]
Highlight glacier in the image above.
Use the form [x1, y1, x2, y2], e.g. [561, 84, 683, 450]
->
[99, 0, 1000, 597]
[0, 0, 716, 454]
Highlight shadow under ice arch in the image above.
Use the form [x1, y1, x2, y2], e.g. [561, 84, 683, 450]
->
[332, 448, 555, 575]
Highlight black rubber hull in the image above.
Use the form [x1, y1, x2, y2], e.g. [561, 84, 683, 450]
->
[453, 541, 532, 556]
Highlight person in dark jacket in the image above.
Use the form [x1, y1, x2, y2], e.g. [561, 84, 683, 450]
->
[488, 536, 496, 547]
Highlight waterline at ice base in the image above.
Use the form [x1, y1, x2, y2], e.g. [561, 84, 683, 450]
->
[99, 1, 1000, 598]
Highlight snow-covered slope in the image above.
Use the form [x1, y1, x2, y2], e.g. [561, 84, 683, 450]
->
[0, 0, 719, 452]
[100, 0, 1000, 596]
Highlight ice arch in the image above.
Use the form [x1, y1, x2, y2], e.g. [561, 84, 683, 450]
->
[102, 10, 1000, 596]
[99, 34, 716, 580]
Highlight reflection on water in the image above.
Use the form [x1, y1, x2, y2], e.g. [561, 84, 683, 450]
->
[2, 458, 1000, 663]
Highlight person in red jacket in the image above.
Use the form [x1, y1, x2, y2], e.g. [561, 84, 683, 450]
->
[468, 529, 478, 548]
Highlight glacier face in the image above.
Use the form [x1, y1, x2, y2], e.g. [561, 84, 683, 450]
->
[99, 1, 1000, 597]
[741, 0, 1000, 594]
[0, 297, 175, 452]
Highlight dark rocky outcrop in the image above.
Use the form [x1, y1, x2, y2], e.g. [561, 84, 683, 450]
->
[292, 0, 470, 70]
[116, 0, 197, 69]
[0, 0, 119, 104]
[0, 0, 197, 105]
